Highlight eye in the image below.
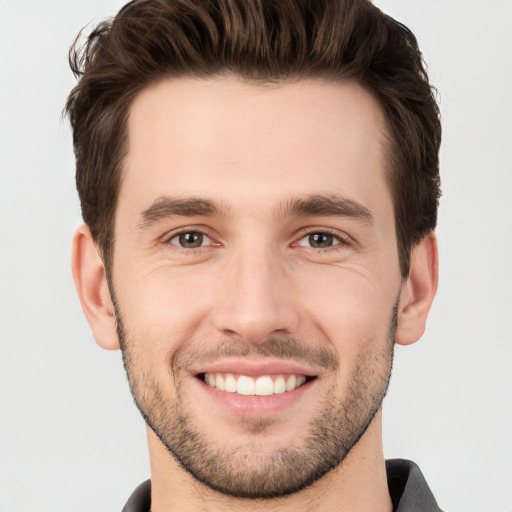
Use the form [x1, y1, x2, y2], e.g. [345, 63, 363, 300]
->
[169, 231, 212, 249]
[296, 231, 346, 249]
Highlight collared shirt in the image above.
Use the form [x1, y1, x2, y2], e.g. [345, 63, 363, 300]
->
[386, 459, 443, 511]
[122, 459, 443, 511]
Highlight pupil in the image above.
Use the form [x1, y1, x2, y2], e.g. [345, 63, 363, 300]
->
[309, 233, 333, 248]
[179, 232, 203, 248]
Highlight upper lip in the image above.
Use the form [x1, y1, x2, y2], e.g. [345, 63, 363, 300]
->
[191, 358, 318, 378]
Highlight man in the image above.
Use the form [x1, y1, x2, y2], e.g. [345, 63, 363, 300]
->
[66, 0, 442, 510]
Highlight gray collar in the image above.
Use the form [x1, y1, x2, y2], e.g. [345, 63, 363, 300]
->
[122, 459, 443, 512]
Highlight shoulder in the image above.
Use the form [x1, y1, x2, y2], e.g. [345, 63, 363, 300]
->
[121, 480, 151, 512]
[386, 459, 444, 512]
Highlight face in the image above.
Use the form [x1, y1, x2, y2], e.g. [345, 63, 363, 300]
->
[111, 77, 403, 498]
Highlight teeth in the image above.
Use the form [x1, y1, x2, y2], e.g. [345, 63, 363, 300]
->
[237, 375, 255, 395]
[274, 376, 286, 394]
[285, 375, 297, 392]
[203, 372, 309, 395]
[254, 375, 273, 396]
[224, 373, 236, 393]
[215, 374, 225, 391]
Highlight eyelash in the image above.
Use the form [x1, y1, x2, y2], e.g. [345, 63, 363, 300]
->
[165, 228, 219, 252]
[162, 227, 352, 253]
[293, 228, 352, 251]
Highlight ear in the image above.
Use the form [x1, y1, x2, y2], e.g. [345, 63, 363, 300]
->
[71, 224, 120, 350]
[395, 231, 439, 346]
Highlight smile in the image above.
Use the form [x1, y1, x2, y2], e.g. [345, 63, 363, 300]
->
[202, 373, 309, 396]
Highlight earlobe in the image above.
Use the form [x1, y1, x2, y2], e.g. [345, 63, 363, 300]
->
[395, 232, 439, 346]
[71, 224, 120, 350]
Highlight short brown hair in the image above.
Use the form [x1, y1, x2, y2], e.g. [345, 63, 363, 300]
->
[65, 0, 441, 276]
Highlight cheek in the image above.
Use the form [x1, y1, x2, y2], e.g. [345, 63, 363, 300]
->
[114, 267, 215, 350]
[296, 265, 396, 354]
[113, 247, 399, 370]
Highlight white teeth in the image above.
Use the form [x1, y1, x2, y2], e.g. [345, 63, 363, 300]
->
[273, 376, 286, 394]
[254, 376, 274, 396]
[224, 373, 237, 393]
[285, 375, 297, 392]
[215, 374, 225, 391]
[237, 375, 255, 395]
[203, 372, 309, 395]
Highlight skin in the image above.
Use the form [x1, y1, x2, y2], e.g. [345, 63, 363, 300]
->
[72, 77, 438, 511]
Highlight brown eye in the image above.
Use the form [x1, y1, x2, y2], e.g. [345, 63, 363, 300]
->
[308, 233, 334, 248]
[296, 231, 347, 250]
[170, 232, 209, 248]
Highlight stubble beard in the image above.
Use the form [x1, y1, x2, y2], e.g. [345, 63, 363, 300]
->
[115, 303, 397, 499]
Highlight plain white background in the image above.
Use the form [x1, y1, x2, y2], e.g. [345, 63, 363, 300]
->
[1, 1, 511, 510]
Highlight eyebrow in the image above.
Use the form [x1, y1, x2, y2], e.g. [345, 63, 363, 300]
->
[279, 194, 374, 225]
[138, 196, 229, 228]
[138, 193, 374, 228]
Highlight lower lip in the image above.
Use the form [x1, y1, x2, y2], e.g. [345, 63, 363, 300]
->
[194, 377, 315, 415]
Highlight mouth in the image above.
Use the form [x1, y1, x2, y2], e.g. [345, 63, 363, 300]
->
[190, 359, 319, 415]
[198, 372, 315, 396]
[191, 361, 319, 416]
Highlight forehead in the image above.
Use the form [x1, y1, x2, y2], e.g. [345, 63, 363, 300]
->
[121, 77, 390, 216]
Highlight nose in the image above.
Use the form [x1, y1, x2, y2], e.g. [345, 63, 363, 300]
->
[211, 245, 300, 343]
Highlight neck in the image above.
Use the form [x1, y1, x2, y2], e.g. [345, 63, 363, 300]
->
[147, 411, 392, 512]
